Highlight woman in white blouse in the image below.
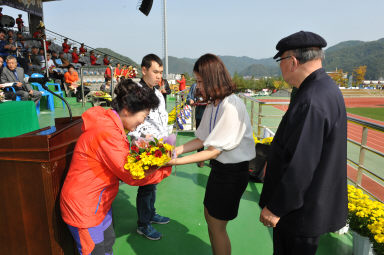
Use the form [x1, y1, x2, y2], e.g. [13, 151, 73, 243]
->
[168, 53, 255, 255]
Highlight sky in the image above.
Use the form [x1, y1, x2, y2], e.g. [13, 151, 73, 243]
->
[3, 0, 384, 64]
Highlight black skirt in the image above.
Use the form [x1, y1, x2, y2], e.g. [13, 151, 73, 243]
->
[204, 160, 249, 221]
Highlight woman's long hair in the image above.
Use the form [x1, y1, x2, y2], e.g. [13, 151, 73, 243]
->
[193, 53, 236, 102]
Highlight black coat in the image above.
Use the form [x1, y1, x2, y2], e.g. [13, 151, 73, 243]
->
[259, 68, 348, 236]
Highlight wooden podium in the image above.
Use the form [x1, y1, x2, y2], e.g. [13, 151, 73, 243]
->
[0, 117, 83, 254]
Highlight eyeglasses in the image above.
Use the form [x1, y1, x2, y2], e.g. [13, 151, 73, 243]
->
[275, 55, 292, 62]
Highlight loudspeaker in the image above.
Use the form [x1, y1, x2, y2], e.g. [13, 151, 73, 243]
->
[139, 0, 154, 16]
[0, 15, 15, 28]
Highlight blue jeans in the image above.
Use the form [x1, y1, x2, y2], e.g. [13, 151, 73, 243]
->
[136, 184, 157, 227]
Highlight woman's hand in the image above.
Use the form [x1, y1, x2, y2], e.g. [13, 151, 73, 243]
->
[174, 146, 183, 157]
[166, 158, 177, 166]
[144, 166, 159, 177]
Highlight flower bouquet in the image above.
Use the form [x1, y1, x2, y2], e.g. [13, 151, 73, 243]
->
[348, 185, 384, 254]
[124, 134, 176, 180]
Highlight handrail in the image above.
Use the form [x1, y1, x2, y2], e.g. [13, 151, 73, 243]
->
[348, 116, 384, 132]
[238, 92, 384, 202]
[44, 28, 137, 67]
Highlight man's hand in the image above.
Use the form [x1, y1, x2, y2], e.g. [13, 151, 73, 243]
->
[189, 99, 195, 105]
[260, 206, 280, 228]
[0, 85, 4, 89]
[16, 82, 23, 87]
[29, 90, 34, 96]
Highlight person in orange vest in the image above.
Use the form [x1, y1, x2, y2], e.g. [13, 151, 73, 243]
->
[16, 14, 24, 32]
[64, 64, 89, 101]
[177, 74, 186, 91]
[60, 79, 163, 255]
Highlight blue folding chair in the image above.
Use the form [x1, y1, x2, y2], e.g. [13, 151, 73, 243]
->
[30, 73, 55, 113]
[3, 86, 21, 101]
[45, 82, 65, 109]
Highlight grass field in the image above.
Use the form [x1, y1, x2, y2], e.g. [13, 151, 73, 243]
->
[346, 107, 384, 122]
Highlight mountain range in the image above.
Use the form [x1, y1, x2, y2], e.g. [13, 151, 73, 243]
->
[166, 38, 384, 80]
[100, 37, 384, 80]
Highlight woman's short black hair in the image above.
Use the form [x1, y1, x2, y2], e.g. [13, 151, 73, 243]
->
[111, 79, 159, 114]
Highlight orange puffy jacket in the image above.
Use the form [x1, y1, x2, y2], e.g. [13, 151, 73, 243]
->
[60, 106, 172, 228]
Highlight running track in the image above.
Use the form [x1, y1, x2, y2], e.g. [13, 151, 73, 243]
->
[259, 97, 384, 201]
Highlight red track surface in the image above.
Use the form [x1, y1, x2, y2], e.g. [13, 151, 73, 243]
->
[259, 97, 384, 200]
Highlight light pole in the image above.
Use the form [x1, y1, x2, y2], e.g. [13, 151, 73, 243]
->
[163, 0, 168, 79]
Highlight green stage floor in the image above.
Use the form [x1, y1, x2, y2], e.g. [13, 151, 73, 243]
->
[111, 132, 353, 255]
[38, 96, 353, 254]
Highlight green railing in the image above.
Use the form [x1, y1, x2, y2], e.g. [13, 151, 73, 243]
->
[238, 93, 384, 202]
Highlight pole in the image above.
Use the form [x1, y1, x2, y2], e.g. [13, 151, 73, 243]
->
[80, 67, 85, 107]
[163, 0, 168, 79]
[42, 39, 49, 79]
[110, 66, 115, 99]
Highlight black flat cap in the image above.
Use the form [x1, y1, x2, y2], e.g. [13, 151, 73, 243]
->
[273, 31, 327, 59]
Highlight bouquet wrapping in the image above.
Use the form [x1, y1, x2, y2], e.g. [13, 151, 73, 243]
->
[123, 134, 176, 186]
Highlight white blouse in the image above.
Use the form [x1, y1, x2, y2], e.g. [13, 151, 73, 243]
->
[195, 94, 256, 164]
[129, 88, 169, 140]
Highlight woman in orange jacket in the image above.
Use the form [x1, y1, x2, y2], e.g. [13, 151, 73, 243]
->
[60, 79, 171, 255]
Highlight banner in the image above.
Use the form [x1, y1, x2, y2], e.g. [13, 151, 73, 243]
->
[0, 0, 43, 17]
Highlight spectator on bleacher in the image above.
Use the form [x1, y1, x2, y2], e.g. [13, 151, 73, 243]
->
[42, 52, 55, 70]
[16, 14, 24, 32]
[27, 46, 42, 73]
[62, 38, 71, 53]
[33, 28, 43, 39]
[59, 51, 70, 68]
[71, 47, 85, 67]
[43, 52, 64, 85]
[15, 32, 27, 51]
[103, 54, 110, 65]
[64, 64, 90, 102]
[6, 37, 17, 55]
[89, 50, 100, 65]
[0, 30, 16, 57]
[7, 30, 15, 40]
[1, 55, 42, 105]
[100, 80, 111, 93]
[51, 51, 61, 67]
[0, 56, 16, 100]
[79, 43, 87, 54]
[40, 34, 51, 51]
[38, 47, 45, 64]
[0, 8, 3, 28]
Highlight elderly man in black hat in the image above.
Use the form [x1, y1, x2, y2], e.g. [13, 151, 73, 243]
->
[258, 31, 348, 254]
